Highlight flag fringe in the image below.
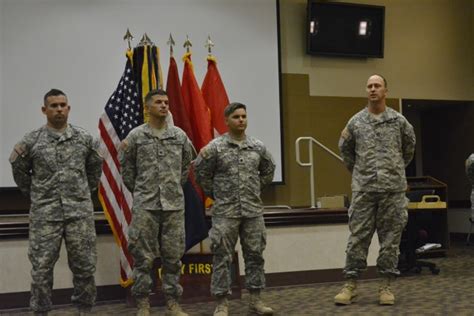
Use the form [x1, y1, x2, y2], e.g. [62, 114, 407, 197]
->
[207, 55, 217, 63]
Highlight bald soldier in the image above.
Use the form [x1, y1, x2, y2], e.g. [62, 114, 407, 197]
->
[10, 89, 103, 315]
[335, 75, 416, 306]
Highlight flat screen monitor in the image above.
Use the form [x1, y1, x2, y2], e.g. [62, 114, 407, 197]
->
[307, 1, 385, 58]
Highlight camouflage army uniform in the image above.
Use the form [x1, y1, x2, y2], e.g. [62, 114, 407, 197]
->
[194, 134, 275, 296]
[466, 154, 474, 216]
[338, 107, 416, 278]
[10, 125, 102, 313]
[119, 123, 194, 299]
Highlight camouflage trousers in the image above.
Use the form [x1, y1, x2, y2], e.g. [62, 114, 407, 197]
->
[28, 216, 97, 312]
[344, 191, 408, 278]
[128, 209, 185, 298]
[210, 216, 267, 296]
[470, 188, 474, 219]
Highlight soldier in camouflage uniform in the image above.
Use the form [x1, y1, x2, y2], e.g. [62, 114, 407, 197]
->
[194, 102, 276, 316]
[119, 89, 194, 316]
[466, 154, 474, 219]
[335, 75, 416, 306]
[9, 89, 103, 316]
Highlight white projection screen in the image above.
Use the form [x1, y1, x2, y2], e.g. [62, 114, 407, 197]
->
[0, 0, 283, 186]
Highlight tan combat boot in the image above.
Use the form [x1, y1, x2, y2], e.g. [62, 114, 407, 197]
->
[135, 296, 150, 316]
[249, 290, 274, 315]
[213, 295, 229, 316]
[165, 297, 188, 316]
[379, 277, 395, 305]
[334, 278, 358, 305]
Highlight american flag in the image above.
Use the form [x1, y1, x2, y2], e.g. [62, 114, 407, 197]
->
[98, 51, 141, 285]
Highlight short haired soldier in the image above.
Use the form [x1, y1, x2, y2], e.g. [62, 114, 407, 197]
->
[10, 89, 103, 315]
[335, 75, 416, 305]
[194, 102, 276, 316]
[119, 89, 194, 316]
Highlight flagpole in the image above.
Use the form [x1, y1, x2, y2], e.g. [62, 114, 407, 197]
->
[202, 36, 217, 255]
[167, 33, 175, 57]
[123, 28, 134, 50]
[205, 35, 214, 57]
[183, 34, 208, 254]
[138, 33, 153, 47]
[183, 35, 192, 53]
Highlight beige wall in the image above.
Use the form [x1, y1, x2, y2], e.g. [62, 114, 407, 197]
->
[0, 227, 380, 294]
[262, 0, 474, 207]
[0, 235, 121, 294]
[280, 0, 474, 100]
[262, 73, 399, 206]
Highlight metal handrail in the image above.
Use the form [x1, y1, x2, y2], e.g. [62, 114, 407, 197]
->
[295, 136, 344, 209]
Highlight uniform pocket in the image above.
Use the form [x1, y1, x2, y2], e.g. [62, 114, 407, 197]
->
[61, 140, 88, 168]
[28, 226, 62, 265]
[128, 225, 140, 245]
[30, 231, 58, 251]
[247, 174, 261, 193]
[32, 145, 57, 175]
[209, 227, 223, 254]
[136, 140, 156, 158]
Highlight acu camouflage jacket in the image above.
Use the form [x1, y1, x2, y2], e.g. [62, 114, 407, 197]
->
[10, 125, 103, 221]
[119, 124, 195, 211]
[194, 134, 275, 218]
[339, 107, 416, 192]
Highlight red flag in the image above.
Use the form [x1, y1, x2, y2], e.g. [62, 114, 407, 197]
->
[166, 56, 194, 140]
[167, 55, 209, 248]
[201, 56, 229, 136]
[181, 52, 213, 152]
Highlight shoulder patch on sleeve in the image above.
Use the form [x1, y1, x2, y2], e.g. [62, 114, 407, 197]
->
[341, 128, 351, 140]
[119, 140, 129, 151]
[9, 144, 27, 163]
[199, 146, 211, 159]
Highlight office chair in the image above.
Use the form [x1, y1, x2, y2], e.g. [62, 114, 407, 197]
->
[401, 190, 441, 275]
[411, 227, 440, 275]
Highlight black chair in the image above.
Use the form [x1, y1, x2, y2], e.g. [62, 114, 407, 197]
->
[399, 190, 440, 275]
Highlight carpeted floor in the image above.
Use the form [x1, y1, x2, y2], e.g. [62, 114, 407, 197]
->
[2, 241, 473, 315]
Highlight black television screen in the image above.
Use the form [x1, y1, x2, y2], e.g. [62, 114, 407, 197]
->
[307, 1, 385, 58]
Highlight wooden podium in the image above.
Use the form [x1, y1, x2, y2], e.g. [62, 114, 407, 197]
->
[126, 252, 241, 306]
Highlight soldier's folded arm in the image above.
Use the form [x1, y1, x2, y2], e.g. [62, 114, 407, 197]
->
[9, 141, 33, 197]
[181, 137, 196, 186]
[259, 146, 276, 189]
[194, 144, 216, 198]
[338, 125, 356, 172]
[401, 119, 416, 167]
[118, 137, 137, 193]
[86, 137, 104, 193]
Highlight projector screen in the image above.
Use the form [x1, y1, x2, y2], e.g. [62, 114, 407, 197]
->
[0, 0, 283, 187]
